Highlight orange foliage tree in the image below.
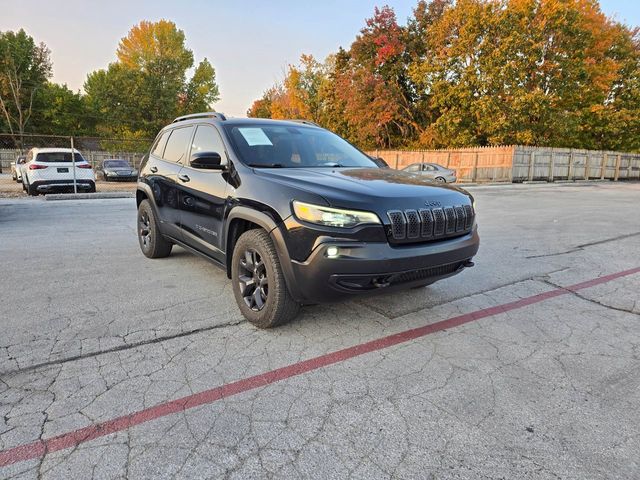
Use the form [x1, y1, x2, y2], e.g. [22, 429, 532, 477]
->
[248, 0, 640, 151]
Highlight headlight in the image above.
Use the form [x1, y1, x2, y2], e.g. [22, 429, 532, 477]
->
[292, 200, 380, 228]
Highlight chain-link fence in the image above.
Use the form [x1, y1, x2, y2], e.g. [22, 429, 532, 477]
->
[0, 133, 153, 196]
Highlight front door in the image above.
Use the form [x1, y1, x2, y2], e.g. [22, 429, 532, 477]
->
[178, 124, 229, 262]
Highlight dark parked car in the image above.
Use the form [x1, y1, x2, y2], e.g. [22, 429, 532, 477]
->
[100, 159, 138, 181]
[136, 113, 479, 328]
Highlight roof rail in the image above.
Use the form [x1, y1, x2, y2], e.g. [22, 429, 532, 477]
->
[286, 119, 320, 127]
[172, 112, 227, 123]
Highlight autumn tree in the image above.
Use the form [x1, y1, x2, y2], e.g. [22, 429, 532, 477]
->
[249, 1, 640, 152]
[85, 20, 220, 138]
[337, 6, 417, 148]
[248, 55, 325, 123]
[408, 0, 640, 148]
[0, 29, 52, 147]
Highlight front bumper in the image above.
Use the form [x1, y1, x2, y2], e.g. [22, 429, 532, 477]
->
[105, 172, 137, 181]
[274, 227, 479, 304]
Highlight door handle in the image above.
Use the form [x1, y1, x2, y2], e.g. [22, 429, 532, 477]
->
[178, 174, 190, 183]
[150, 166, 158, 173]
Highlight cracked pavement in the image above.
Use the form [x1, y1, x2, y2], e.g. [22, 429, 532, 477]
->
[1, 182, 639, 479]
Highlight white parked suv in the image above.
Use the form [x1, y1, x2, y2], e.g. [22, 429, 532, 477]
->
[21, 148, 96, 196]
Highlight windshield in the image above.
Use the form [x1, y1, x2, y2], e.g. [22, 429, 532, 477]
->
[104, 160, 130, 168]
[224, 124, 377, 168]
[35, 152, 86, 163]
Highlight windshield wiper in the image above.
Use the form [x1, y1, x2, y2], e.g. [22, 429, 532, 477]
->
[247, 163, 284, 168]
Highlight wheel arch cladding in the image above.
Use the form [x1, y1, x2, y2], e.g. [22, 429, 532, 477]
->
[224, 207, 281, 279]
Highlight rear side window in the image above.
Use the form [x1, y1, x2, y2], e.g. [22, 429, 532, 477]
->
[163, 127, 194, 164]
[35, 152, 86, 163]
[151, 131, 170, 158]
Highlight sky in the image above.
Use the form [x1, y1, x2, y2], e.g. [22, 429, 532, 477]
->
[2, 0, 639, 117]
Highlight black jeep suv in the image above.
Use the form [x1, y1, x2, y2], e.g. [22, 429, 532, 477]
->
[136, 113, 479, 328]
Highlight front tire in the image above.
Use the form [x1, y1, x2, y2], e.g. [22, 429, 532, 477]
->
[231, 229, 300, 328]
[137, 199, 172, 258]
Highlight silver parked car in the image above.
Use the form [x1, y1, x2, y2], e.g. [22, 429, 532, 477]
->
[10, 155, 27, 182]
[402, 163, 457, 183]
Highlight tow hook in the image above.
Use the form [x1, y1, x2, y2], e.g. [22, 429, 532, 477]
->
[463, 260, 475, 268]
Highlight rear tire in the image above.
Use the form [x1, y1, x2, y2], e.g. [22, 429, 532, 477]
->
[231, 229, 300, 328]
[27, 183, 38, 196]
[435, 176, 446, 183]
[137, 199, 172, 258]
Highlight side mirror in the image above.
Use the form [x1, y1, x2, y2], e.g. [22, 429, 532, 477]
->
[370, 156, 390, 169]
[191, 151, 224, 170]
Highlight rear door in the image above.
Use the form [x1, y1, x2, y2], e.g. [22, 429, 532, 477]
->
[145, 126, 194, 240]
[178, 124, 229, 261]
[423, 164, 438, 179]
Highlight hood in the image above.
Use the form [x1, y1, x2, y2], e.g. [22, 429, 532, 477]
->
[254, 167, 472, 212]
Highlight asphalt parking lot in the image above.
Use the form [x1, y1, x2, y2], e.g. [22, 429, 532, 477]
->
[1, 182, 639, 479]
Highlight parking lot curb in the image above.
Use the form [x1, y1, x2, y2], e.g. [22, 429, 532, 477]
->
[44, 192, 135, 201]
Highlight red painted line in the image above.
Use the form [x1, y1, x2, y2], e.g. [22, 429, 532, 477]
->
[1, 266, 639, 468]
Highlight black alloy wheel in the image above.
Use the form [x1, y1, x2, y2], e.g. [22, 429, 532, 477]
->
[231, 229, 300, 328]
[137, 199, 172, 258]
[237, 249, 268, 311]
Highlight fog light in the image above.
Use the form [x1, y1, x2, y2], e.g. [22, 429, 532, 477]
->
[326, 246, 339, 258]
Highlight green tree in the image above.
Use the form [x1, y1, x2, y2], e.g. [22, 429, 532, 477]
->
[181, 58, 220, 113]
[30, 82, 92, 135]
[84, 63, 147, 137]
[0, 29, 52, 146]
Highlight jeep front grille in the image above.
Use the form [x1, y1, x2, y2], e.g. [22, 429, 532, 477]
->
[386, 204, 474, 244]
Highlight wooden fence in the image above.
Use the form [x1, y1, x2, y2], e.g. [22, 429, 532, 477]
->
[368, 146, 640, 183]
[512, 147, 640, 182]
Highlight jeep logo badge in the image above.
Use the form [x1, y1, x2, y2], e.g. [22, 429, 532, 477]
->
[425, 200, 442, 208]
